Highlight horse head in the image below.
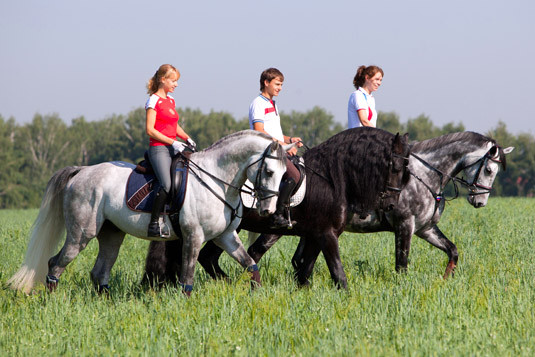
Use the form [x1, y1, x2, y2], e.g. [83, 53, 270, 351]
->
[461, 144, 514, 208]
[380, 132, 411, 211]
[247, 140, 290, 216]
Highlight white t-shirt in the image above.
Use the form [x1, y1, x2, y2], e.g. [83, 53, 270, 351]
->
[249, 94, 284, 142]
[347, 87, 377, 128]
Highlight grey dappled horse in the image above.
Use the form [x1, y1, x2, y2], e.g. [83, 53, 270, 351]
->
[9, 130, 294, 295]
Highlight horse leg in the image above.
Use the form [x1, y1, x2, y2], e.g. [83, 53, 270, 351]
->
[320, 233, 348, 289]
[47, 230, 95, 292]
[197, 241, 227, 280]
[293, 238, 321, 287]
[179, 232, 204, 297]
[141, 240, 183, 288]
[47, 196, 103, 291]
[90, 221, 125, 293]
[247, 233, 283, 263]
[213, 231, 261, 289]
[291, 237, 306, 271]
[394, 219, 415, 273]
[417, 225, 458, 279]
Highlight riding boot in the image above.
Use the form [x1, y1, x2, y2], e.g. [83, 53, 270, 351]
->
[270, 178, 297, 229]
[148, 188, 170, 238]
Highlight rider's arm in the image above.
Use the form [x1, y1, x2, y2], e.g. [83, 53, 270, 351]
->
[357, 109, 374, 127]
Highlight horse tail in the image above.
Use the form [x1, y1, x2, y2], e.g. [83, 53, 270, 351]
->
[8, 166, 84, 293]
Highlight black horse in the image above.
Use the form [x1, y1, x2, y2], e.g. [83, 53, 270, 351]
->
[142, 127, 411, 289]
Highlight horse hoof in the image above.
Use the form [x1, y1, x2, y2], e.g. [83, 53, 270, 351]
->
[98, 285, 110, 295]
[180, 283, 193, 297]
[46, 275, 59, 292]
[247, 264, 261, 288]
[443, 261, 456, 279]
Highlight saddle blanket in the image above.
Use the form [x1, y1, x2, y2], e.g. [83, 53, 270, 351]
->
[125, 166, 188, 213]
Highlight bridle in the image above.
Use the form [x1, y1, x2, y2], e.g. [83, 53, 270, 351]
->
[409, 145, 503, 208]
[382, 153, 410, 198]
[454, 146, 503, 196]
[186, 143, 283, 222]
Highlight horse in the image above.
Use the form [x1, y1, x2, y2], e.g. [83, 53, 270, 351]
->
[8, 130, 294, 295]
[142, 127, 412, 289]
[144, 131, 513, 288]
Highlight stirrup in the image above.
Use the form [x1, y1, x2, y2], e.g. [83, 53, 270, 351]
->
[148, 220, 171, 238]
[269, 213, 295, 229]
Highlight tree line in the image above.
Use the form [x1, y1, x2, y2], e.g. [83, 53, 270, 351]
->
[0, 107, 533, 209]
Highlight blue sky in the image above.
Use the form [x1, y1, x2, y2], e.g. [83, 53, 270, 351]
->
[1, 0, 534, 134]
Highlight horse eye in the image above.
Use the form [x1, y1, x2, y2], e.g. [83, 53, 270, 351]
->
[485, 166, 492, 174]
[265, 169, 274, 177]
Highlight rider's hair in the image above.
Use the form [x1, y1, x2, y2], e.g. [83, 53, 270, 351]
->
[147, 64, 180, 95]
[260, 68, 284, 91]
[353, 65, 383, 90]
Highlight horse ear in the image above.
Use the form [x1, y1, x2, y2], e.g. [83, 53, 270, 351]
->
[503, 146, 514, 155]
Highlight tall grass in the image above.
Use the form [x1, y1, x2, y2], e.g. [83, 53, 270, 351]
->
[1, 198, 534, 355]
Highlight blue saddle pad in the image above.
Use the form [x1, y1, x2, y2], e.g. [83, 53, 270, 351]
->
[125, 166, 188, 213]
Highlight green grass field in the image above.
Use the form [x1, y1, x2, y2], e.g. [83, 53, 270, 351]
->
[1, 198, 534, 356]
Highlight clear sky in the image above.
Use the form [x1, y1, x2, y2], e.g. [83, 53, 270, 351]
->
[1, 0, 534, 135]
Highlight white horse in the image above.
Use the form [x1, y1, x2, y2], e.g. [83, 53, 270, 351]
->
[9, 130, 295, 295]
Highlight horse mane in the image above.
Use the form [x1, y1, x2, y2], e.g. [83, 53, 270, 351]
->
[203, 130, 272, 151]
[202, 130, 286, 162]
[411, 131, 495, 153]
[303, 127, 398, 216]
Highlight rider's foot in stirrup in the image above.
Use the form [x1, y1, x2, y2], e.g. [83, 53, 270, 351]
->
[269, 213, 295, 229]
[148, 221, 170, 238]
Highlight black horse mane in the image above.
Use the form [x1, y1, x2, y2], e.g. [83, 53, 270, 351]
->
[303, 127, 398, 216]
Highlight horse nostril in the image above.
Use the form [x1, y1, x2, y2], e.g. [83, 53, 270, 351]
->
[387, 204, 394, 211]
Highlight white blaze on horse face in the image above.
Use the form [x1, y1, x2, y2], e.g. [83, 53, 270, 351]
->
[248, 149, 285, 215]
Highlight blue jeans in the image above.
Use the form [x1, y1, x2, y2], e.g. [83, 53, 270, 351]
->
[148, 145, 174, 193]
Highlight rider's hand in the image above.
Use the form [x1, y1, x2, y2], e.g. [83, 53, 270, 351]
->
[290, 136, 304, 148]
[186, 137, 197, 151]
[172, 140, 187, 154]
[287, 146, 298, 156]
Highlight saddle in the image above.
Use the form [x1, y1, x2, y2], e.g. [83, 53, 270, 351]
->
[241, 155, 307, 208]
[126, 151, 191, 214]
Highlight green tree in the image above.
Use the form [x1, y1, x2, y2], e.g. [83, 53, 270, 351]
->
[405, 114, 439, 141]
[281, 106, 343, 147]
[0, 116, 26, 208]
[178, 108, 242, 150]
[378, 111, 404, 134]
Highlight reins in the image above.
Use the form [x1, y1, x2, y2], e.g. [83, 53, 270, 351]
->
[184, 143, 282, 223]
